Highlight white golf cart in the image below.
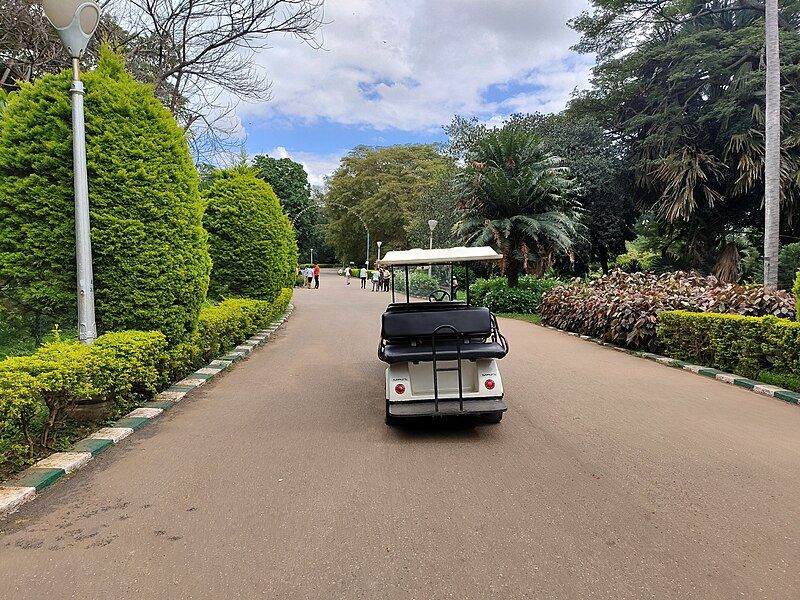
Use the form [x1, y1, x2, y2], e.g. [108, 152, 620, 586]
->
[378, 246, 509, 425]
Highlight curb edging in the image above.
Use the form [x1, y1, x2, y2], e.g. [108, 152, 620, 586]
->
[0, 303, 294, 518]
[538, 323, 800, 406]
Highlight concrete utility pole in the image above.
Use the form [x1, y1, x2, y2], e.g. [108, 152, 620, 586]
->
[764, 0, 781, 289]
[43, 0, 100, 342]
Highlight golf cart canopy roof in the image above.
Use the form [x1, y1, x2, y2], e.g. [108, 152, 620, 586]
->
[380, 246, 502, 266]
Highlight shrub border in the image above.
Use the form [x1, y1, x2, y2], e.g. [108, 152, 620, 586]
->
[536, 322, 800, 405]
[0, 303, 294, 517]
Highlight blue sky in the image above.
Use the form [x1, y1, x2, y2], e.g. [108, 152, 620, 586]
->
[234, 0, 593, 186]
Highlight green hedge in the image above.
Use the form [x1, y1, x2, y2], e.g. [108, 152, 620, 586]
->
[0, 47, 211, 344]
[470, 276, 562, 313]
[203, 168, 297, 302]
[656, 310, 800, 382]
[0, 290, 292, 472]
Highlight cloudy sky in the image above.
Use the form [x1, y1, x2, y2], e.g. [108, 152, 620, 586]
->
[239, 0, 593, 186]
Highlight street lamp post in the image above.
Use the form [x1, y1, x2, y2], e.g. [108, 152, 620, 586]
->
[43, 0, 101, 344]
[310, 248, 314, 265]
[376, 241, 382, 262]
[427, 219, 438, 276]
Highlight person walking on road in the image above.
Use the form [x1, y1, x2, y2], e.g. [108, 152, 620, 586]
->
[313, 264, 321, 289]
[304, 266, 313, 289]
[360, 264, 368, 289]
[344, 265, 352, 285]
[372, 268, 380, 291]
[383, 267, 391, 291]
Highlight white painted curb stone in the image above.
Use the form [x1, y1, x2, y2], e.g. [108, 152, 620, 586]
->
[127, 407, 164, 419]
[682, 364, 705, 374]
[716, 373, 738, 384]
[0, 486, 36, 515]
[195, 367, 222, 375]
[753, 384, 783, 397]
[88, 427, 134, 443]
[34, 452, 92, 474]
[179, 378, 206, 388]
[158, 391, 186, 402]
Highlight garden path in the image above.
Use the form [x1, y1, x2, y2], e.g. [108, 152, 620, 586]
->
[1, 269, 800, 599]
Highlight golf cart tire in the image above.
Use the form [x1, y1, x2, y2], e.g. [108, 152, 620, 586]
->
[385, 400, 396, 426]
[483, 410, 503, 424]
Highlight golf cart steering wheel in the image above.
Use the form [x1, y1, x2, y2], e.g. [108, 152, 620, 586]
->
[428, 289, 451, 302]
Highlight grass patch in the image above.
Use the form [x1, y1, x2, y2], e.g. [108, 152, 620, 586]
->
[497, 313, 541, 324]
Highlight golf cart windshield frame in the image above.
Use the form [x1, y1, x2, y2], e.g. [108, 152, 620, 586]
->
[379, 246, 503, 306]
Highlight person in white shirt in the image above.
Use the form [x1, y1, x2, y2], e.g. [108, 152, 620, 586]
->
[344, 266, 352, 284]
[360, 264, 369, 289]
[304, 266, 313, 288]
[372, 268, 380, 291]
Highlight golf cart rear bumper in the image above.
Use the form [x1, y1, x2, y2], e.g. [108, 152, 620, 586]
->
[388, 398, 507, 418]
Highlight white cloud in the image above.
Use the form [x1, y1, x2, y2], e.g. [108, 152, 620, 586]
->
[238, 0, 592, 132]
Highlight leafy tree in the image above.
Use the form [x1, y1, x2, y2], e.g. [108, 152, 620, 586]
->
[407, 165, 461, 250]
[0, 47, 210, 344]
[446, 113, 635, 273]
[203, 167, 297, 302]
[324, 145, 453, 263]
[570, 0, 800, 277]
[453, 129, 582, 286]
[250, 155, 326, 261]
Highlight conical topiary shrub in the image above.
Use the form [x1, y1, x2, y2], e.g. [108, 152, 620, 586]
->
[0, 47, 211, 344]
[203, 168, 297, 302]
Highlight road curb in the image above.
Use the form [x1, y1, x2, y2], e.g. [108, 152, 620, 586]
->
[0, 304, 294, 518]
[537, 322, 800, 408]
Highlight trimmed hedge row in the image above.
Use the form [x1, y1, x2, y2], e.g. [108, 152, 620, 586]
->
[470, 276, 562, 314]
[0, 290, 292, 470]
[656, 310, 800, 383]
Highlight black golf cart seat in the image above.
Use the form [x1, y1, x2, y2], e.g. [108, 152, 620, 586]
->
[378, 305, 508, 364]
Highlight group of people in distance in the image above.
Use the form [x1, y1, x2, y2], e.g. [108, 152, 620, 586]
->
[343, 264, 391, 291]
[300, 264, 321, 289]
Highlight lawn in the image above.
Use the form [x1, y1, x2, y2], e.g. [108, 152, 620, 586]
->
[497, 313, 541, 324]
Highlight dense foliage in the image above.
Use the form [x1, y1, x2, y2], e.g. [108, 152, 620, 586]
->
[570, 1, 800, 274]
[394, 272, 440, 298]
[0, 48, 211, 344]
[0, 290, 292, 474]
[469, 276, 563, 314]
[447, 113, 635, 274]
[657, 311, 800, 384]
[454, 129, 582, 286]
[540, 271, 796, 350]
[203, 168, 297, 303]
[251, 155, 332, 263]
[324, 144, 454, 263]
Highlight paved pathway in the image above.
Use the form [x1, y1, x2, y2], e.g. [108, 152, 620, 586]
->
[2, 269, 800, 599]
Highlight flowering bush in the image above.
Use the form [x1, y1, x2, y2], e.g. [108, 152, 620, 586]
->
[540, 270, 796, 350]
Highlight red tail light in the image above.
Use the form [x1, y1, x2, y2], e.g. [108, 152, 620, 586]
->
[484, 379, 495, 391]
[394, 383, 406, 395]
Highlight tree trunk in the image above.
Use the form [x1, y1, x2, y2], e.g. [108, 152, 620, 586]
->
[764, 0, 781, 289]
[599, 245, 609, 274]
[507, 261, 520, 287]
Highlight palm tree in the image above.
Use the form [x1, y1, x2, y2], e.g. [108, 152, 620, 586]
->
[764, 0, 781, 289]
[454, 129, 583, 286]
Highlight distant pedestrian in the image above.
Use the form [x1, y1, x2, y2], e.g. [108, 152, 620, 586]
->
[304, 266, 313, 288]
[383, 267, 391, 292]
[360, 264, 368, 289]
[372, 268, 380, 291]
[345, 265, 352, 285]
[313, 264, 321, 289]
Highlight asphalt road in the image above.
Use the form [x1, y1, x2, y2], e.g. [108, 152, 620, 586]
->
[2, 269, 800, 599]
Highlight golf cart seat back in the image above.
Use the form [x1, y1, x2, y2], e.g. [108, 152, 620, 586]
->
[384, 301, 467, 313]
[379, 307, 508, 364]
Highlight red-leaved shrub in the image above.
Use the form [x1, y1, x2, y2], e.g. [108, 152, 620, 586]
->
[539, 271, 796, 350]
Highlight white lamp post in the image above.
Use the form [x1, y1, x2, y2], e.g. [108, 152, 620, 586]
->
[427, 219, 438, 276]
[376, 240, 382, 262]
[310, 248, 314, 265]
[43, 0, 101, 344]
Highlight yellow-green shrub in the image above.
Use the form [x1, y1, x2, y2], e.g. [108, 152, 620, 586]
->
[657, 310, 800, 379]
[0, 371, 40, 458]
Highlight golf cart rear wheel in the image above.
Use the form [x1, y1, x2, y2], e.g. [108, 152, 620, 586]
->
[385, 400, 395, 426]
[483, 410, 503, 424]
